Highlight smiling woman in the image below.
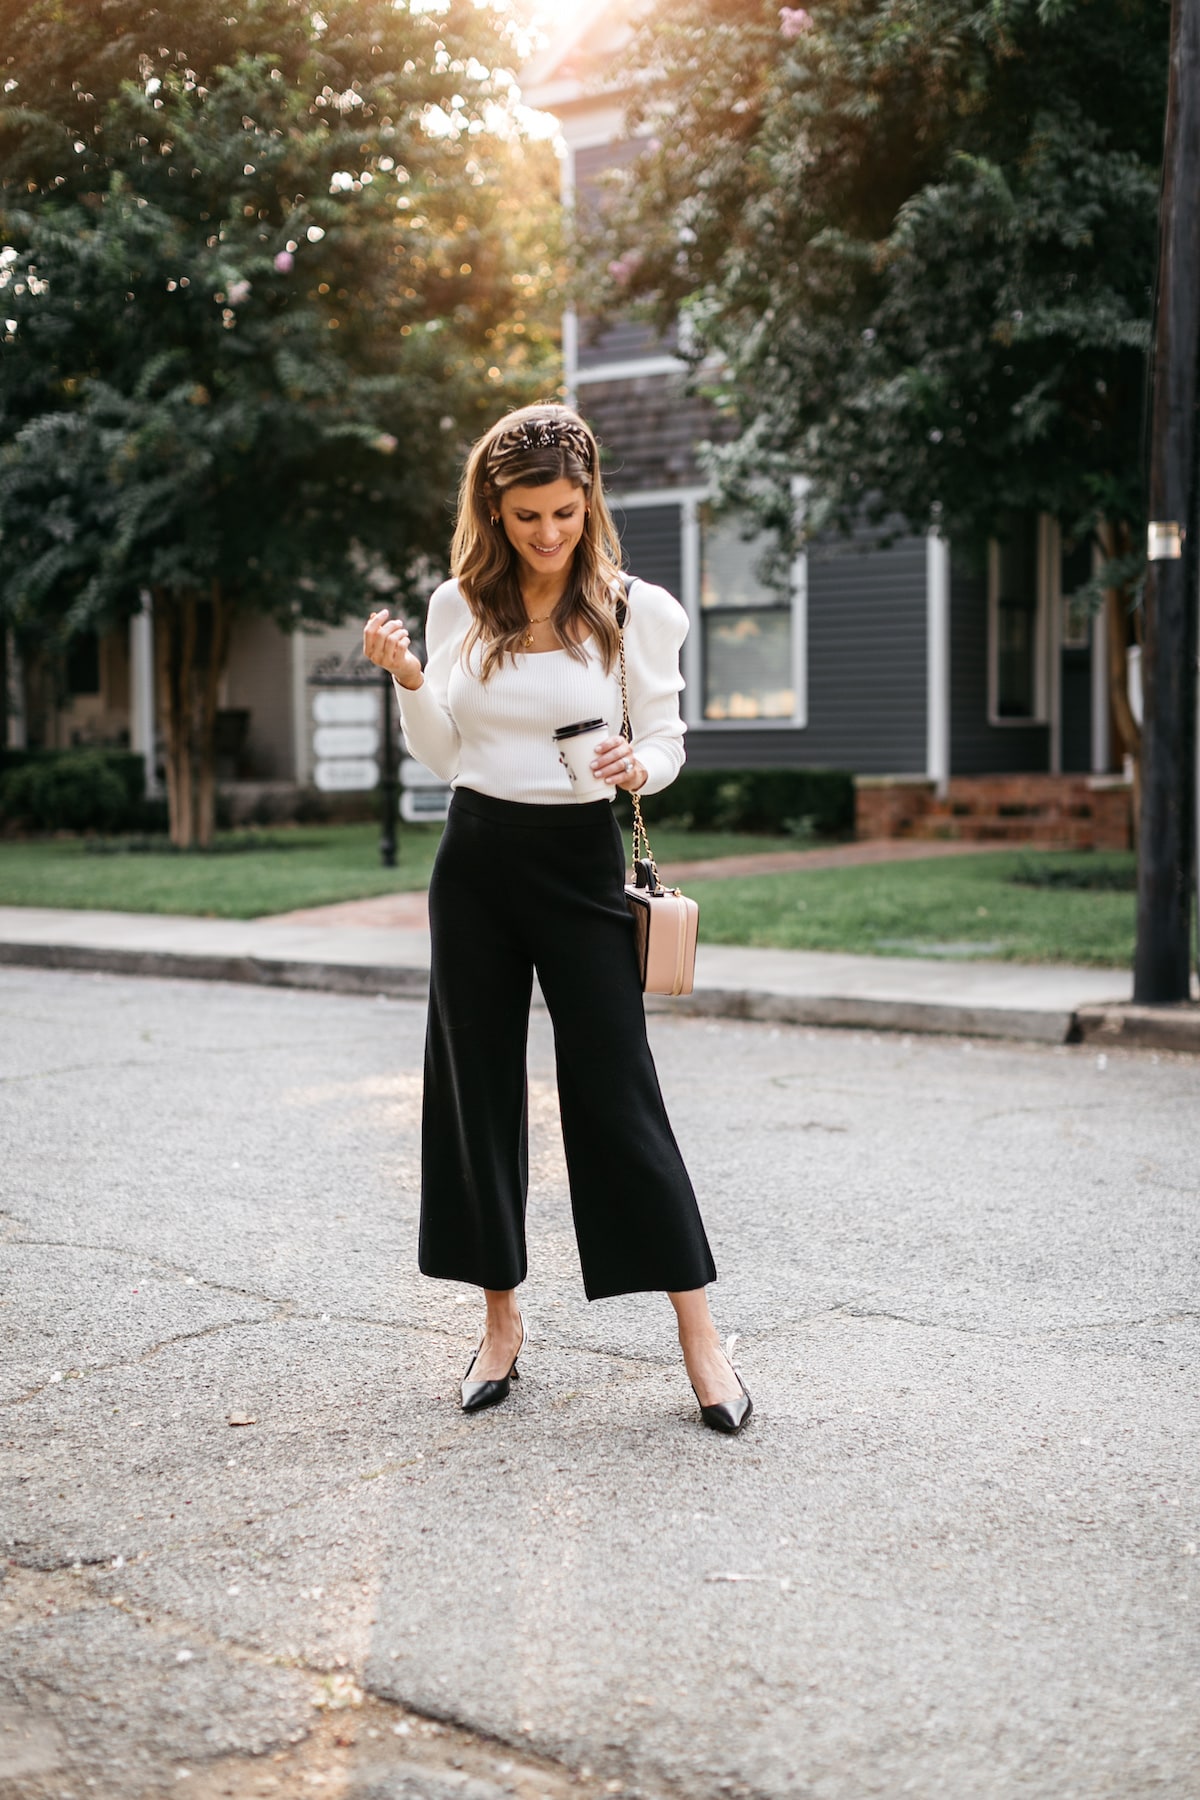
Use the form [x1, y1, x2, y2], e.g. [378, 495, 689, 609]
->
[359, 400, 753, 1437]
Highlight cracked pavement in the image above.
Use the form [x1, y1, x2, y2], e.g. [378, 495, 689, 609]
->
[1, 966, 1198, 1800]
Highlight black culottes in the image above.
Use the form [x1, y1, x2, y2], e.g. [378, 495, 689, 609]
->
[419, 788, 717, 1301]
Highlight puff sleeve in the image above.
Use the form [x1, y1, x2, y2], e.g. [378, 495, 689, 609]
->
[393, 580, 469, 783]
[622, 579, 689, 795]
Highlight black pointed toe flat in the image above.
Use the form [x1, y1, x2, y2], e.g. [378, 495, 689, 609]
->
[460, 1314, 526, 1415]
[692, 1369, 753, 1436]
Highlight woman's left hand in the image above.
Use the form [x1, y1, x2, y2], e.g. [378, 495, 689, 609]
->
[591, 736, 647, 792]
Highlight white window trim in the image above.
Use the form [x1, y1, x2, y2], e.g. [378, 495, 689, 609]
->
[611, 485, 709, 509]
[610, 486, 808, 729]
[925, 530, 950, 792]
[692, 494, 808, 732]
[1045, 515, 1062, 772]
[575, 354, 688, 385]
[986, 517, 1051, 727]
[564, 136, 700, 395]
[1090, 539, 1111, 774]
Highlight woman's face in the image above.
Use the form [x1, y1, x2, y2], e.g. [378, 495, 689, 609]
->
[497, 478, 587, 582]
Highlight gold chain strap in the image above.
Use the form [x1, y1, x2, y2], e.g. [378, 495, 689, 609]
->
[617, 590, 660, 890]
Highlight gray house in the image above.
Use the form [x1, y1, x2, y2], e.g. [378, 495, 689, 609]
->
[523, 2, 1132, 849]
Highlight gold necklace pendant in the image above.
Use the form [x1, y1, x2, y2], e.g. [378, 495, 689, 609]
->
[521, 610, 553, 650]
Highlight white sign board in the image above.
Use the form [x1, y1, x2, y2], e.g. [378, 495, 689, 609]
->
[399, 756, 451, 822]
[313, 724, 379, 760]
[313, 690, 377, 726]
[401, 787, 452, 822]
[315, 758, 379, 792]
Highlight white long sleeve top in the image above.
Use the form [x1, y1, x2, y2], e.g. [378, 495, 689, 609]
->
[395, 577, 688, 804]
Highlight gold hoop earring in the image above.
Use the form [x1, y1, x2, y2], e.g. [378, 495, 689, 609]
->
[490, 515, 500, 526]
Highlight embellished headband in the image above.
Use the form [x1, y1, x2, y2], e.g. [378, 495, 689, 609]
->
[486, 413, 594, 473]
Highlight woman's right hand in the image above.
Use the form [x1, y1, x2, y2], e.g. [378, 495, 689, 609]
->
[363, 608, 424, 690]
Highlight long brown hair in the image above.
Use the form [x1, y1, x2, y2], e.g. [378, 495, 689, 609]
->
[450, 402, 624, 680]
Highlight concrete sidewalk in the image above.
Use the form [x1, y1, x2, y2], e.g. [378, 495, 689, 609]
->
[2, 899, 1189, 1047]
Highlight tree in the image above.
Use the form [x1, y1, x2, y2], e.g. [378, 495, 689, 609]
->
[0, 0, 560, 843]
[582, 0, 1167, 774]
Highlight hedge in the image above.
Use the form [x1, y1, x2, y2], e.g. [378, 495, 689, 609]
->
[619, 766, 854, 837]
[0, 748, 158, 834]
[0, 752, 856, 839]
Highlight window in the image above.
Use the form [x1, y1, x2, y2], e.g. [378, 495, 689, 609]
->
[66, 631, 101, 696]
[1060, 534, 1093, 650]
[700, 511, 796, 721]
[988, 517, 1047, 723]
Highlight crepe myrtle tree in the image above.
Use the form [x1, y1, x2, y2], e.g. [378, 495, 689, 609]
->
[582, 0, 1167, 778]
[0, 0, 561, 845]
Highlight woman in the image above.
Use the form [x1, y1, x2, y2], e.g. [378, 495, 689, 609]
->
[362, 401, 751, 1434]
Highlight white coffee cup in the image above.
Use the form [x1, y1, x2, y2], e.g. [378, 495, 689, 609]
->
[554, 717, 613, 801]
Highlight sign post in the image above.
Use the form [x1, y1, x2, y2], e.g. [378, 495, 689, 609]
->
[379, 669, 397, 869]
[308, 644, 401, 870]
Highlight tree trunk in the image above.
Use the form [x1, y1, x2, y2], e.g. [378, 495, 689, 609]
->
[155, 593, 187, 848]
[154, 588, 236, 849]
[1097, 520, 1142, 843]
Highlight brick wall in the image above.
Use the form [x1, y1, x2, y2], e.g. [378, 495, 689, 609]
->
[856, 774, 1133, 851]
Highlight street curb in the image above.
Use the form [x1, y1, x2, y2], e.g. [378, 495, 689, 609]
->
[1073, 1001, 1200, 1053]
[647, 986, 1073, 1043]
[0, 941, 430, 1000]
[1, 937, 1081, 1043]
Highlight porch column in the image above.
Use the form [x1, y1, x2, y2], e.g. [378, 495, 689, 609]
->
[679, 494, 702, 723]
[291, 625, 310, 786]
[925, 529, 950, 795]
[129, 591, 159, 796]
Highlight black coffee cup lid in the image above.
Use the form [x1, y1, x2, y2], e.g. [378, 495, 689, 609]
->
[553, 718, 608, 741]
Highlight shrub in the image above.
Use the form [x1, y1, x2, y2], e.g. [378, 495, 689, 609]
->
[619, 766, 854, 837]
[1010, 856, 1136, 893]
[0, 749, 147, 833]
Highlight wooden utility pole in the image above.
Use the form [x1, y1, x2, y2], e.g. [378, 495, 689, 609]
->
[1134, 0, 1200, 1004]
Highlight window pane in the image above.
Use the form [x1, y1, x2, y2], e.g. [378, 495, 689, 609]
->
[1061, 534, 1092, 649]
[996, 604, 1035, 717]
[700, 514, 780, 609]
[995, 522, 1038, 718]
[66, 632, 101, 696]
[703, 611, 795, 720]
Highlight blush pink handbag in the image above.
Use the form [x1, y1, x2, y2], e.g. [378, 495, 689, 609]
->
[618, 584, 700, 997]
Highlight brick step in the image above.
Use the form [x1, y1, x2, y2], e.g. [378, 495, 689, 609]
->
[856, 775, 1133, 851]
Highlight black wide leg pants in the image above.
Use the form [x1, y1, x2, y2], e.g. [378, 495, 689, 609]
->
[419, 788, 717, 1301]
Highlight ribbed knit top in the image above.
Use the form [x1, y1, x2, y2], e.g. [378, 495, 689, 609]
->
[395, 577, 688, 804]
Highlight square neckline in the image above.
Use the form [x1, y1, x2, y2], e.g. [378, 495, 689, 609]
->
[519, 633, 595, 657]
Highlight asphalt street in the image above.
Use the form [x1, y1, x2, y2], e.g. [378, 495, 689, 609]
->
[1, 966, 1198, 1800]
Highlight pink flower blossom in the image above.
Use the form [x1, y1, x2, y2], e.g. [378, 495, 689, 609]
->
[273, 250, 294, 273]
[779, 6, 812, 37]
[607, 250, 642, 287]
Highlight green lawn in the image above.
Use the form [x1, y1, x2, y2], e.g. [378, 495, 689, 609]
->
[691, 849, 1136, 967]
[0, 828, 1138, 964]
[0, 823, 793, 919]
